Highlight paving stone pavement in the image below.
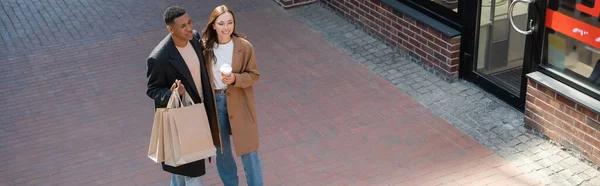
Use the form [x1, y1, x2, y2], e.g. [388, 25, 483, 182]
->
[0, 0, 544, 185]
[289, 3, 600, 186]
[0, 0, 267, 59]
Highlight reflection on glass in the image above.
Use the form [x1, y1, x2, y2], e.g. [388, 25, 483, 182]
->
[547, 32, 600, 84]
[431, 0, 459, 12]
[545, 0, 600, 88]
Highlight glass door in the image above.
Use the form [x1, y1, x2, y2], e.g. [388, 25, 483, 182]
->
[477, 0, 529, 95]
[463, 0, 541, 110]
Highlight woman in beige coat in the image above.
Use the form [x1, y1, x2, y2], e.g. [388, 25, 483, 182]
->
[202, 5, 262, 186]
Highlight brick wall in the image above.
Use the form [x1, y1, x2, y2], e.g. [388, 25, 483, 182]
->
[320, 0, 461, 81]
[525, 78, 600, 166]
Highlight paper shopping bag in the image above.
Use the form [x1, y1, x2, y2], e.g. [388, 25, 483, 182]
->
[163, 108, 177, 166]
[164, 89, 216, 167]
[147, 108, 167, 163]
[169, 104, 216, 166]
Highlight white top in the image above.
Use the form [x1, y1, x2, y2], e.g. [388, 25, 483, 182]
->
[176, 41, 203, 99]
[212, 39, 234, 90]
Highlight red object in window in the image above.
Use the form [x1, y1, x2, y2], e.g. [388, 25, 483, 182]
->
[546, 9, 600, 49]
[576, 0, 600, 18]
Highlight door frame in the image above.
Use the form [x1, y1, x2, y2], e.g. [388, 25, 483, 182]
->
[460, 0, 545, 111]
[520, 0, 547, 107]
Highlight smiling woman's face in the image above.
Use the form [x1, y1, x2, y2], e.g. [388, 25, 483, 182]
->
[213, 12, 234, 41]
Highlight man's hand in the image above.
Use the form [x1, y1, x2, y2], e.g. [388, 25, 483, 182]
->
[170, 79, 185, 96]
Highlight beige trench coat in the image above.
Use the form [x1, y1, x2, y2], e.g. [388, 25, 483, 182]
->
[205, 36, 260, 156]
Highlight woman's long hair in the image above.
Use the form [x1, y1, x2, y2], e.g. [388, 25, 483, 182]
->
[202, 5, 244, 64]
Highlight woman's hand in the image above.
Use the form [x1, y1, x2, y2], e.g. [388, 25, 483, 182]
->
[222, 74, 236, 85]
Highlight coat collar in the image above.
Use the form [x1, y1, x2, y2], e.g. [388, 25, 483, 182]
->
[166, 34, 203, 97]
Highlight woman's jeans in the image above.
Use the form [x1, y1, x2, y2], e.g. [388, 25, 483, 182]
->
[215, 93, 263, 186]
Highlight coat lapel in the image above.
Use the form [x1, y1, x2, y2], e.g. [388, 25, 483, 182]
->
[191, 36, 214, 105]
[231, 37, 244, 74]
[167, 35, 200, 97]
[191, 40, 204, 65]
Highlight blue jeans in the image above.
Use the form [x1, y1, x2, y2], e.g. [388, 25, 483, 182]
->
[215, 93, 263, 186]
[170, 174, 203, 186]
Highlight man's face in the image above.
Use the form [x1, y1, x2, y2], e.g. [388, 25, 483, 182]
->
[168, 13, 193, 41]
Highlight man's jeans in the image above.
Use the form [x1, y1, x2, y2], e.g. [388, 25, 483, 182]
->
[215, 93, 263, 186]
[170, 174, 203, 186]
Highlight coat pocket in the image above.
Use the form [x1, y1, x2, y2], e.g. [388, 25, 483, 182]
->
[243, 105, 255, 123]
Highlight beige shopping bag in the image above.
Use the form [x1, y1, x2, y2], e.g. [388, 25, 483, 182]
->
[164, 89, 216, 167]
[148, 91, 180, 164]
[163, 108, 176, 166]
[147, 108, 167, 163]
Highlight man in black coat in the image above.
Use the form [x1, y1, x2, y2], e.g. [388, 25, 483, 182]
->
[146, 6, 217, 186]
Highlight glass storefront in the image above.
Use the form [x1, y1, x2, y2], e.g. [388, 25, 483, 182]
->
[465, 0, 600, 108]
[543, 0, 600, 96]
[397, 0, 462, 30]
[430, 0, 459, 12]
[397, 0, 600, 107]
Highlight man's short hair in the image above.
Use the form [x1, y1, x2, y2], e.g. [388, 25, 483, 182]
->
[164, 6, 186, 25]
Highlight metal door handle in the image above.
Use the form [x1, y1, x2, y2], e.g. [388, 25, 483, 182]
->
[509, 0, 535, 35]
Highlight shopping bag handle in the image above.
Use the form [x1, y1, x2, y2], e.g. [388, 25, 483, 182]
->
[167, 88, 195, 108]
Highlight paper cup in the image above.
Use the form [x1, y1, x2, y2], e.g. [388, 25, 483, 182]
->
[220, 64, 232, 77]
